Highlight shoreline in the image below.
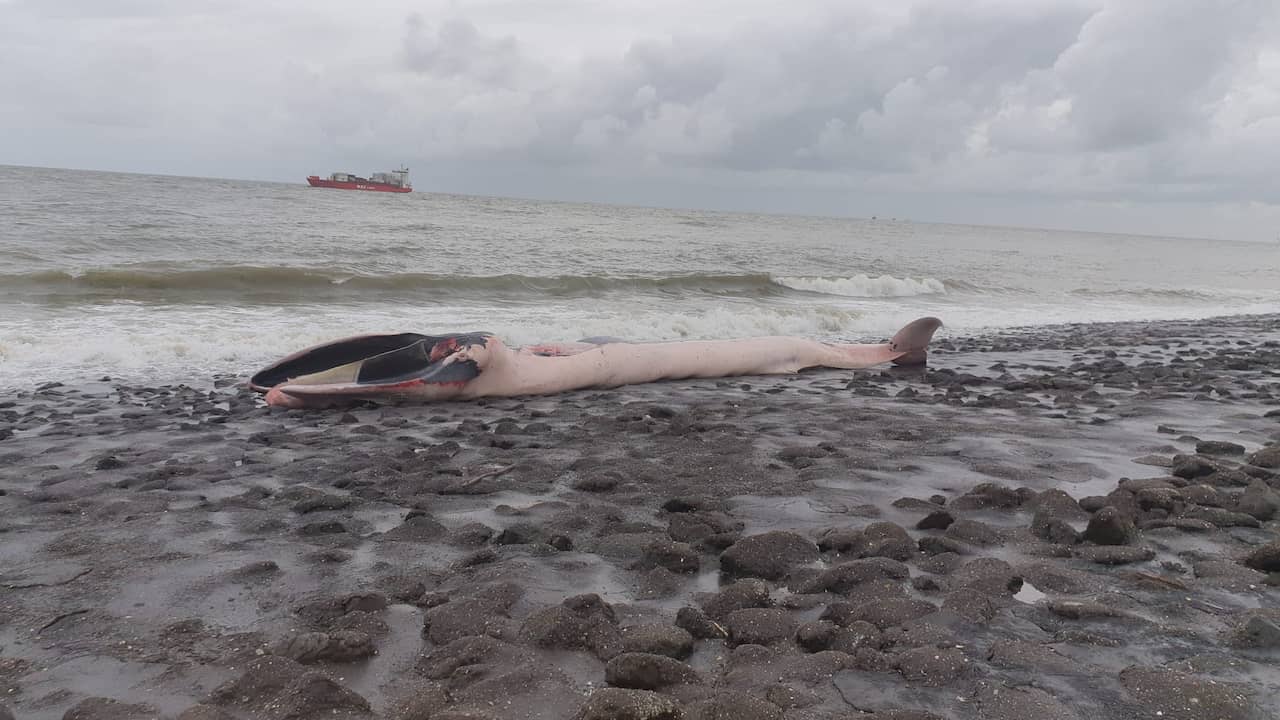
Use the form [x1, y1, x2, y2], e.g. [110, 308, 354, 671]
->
[0, 313, 1277, 719]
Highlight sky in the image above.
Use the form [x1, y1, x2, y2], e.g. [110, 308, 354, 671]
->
[2, 0, 1278, 242]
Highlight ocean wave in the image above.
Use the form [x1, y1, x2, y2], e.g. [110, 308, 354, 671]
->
[0, 267, 958, 301]
[773, 274, 948, 297]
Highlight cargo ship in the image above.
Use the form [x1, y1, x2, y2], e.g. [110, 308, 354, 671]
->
[306, 166, 412, 193]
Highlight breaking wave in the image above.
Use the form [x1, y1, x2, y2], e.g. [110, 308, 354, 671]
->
[0, 267, 957, 302]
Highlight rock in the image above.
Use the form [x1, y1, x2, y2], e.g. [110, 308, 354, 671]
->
[1082, 506, 1136, 545]
[425, 597, 513, 645]
[949, 557, 1020, 595]
[1075, 546, 1154, 565]
[1227, 613, 1280, 649]
[1237, 479, 1279, 521]
[643, 540, 701, 573]
[915, 511, 954, 530]
[724, 608, 796, 646]
[573, 688, 684, 720]
[272, 673, 371, 719]
[974, 681, 1081, 720]
[291, 492, 353, 514]
[1196, 440, 1246, 456]
[573, 474, 620, 492]
[949, 483, 1024, 511]
[1246, 446, 1280, 468]
[621, 624, 694, 659]
[1181, 505, 1261, 528]
[795, 621, 839, 652]
[943, 588, 998, 623]
[1047, 600, 1120, 620]
[61, 698, 159, 720]
[1242, 542, 1280, 573]
[605, 652, 701, 689]
[176, 707, 236, 720]
[1135, 487, 1183, 512]
[520, 593, 622, 660]
[208, 656, 370, 718]
[895, 647, 970, 686]
[1118, 666, 1257, 720]
[271, 630, 375, 663]
[823, 597, 937, 630]
[1171, 455, 1218, 479]
[684, 694, 782, 720]
[1030, 489, 1089, 521]
[698, 579, 772, 619]
[1032, 514, 1081, 545]
[945, 519, 1004, 546]
[675, 606, 726, 640]
[719, 531, 818, 580]
[795, 557, 910, 594]
[853, 522, 915, 561]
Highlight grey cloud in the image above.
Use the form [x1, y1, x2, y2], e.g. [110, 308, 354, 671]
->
[1, 0, 1277, 241]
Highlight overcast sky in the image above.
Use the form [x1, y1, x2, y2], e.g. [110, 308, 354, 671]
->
[2, 0, 1278, 241]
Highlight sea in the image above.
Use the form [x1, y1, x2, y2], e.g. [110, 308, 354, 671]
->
[2, 164, 1278, 389]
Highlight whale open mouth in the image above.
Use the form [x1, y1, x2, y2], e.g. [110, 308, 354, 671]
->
[249, 332, 493, 392]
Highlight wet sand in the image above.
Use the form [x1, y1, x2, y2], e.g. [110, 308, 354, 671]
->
[1, 314, 1278, 720]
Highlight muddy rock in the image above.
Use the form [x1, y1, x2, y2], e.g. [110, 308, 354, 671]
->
[724, 608, 797, 647]
[1030, 489, 1089, 521]
[273, 673, 372, 719]
[1226, 612, 1280, 649]
[425, 597, 515, 645]
[945, 519, 1005, 546]
[915, 510, 954, 530]
[698, 579, 772, 619]
[853, 522, 916, 561]
[175, 707, 236, 720]
[1181, 505, 1261, 528]
[949, 558, 1020, 595]
[1236, 479, 1279, 521]
[685, 694, 782, 720]
[1047, 600, 1121, 620]
[1118, 666, 1258, 720]
[643, 539, 701, 573]
[1246, 446, 1280, 468]
[573, 688, 684, 720]
[942, 588, 998, 623]
[823, 596, 937, 630]
[795, 557, 910, 594]
[271, 630, 375, 663]
[949, 482, 1025, 511]
[1242, 541, 1280, 573]
[208, 656, 370, 718]
[1196, 440, 1246, 456]
[621, 624, 695, 659]
[894, 646, 971, 686]
[605, 652, 702, 689]
[520, 593, 622, 660]
[973, 681, 1081, 720]
[675, 606, 726, 640]
[62, 698, 159, 720]
[719, 531, 818, 580]
[1082, 506, 1136, 545]
[1171, 454, 1218, 479]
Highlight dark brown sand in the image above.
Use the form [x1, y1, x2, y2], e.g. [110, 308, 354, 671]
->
[1, 315, 1279, 720]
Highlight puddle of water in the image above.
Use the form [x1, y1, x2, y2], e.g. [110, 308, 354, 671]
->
[1013, 580, 1046, 605]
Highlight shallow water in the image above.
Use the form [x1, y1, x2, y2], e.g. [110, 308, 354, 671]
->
[3, 164, 1279, 387]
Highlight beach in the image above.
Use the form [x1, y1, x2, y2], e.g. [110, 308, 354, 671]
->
[2, 313, 1278, 720]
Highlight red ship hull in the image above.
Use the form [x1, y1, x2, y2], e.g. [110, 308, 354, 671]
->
[306, 176, 412, 193]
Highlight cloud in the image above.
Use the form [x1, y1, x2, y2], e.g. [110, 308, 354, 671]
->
[1, 0, 1278, 240]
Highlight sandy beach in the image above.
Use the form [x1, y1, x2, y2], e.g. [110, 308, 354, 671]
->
[1, 314, 1278, 720]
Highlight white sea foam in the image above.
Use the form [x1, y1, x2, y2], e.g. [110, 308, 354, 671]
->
[772, 274, 947, 297]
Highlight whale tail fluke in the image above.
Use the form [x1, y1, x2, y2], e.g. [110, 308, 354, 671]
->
[888, 316, 943, 366]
